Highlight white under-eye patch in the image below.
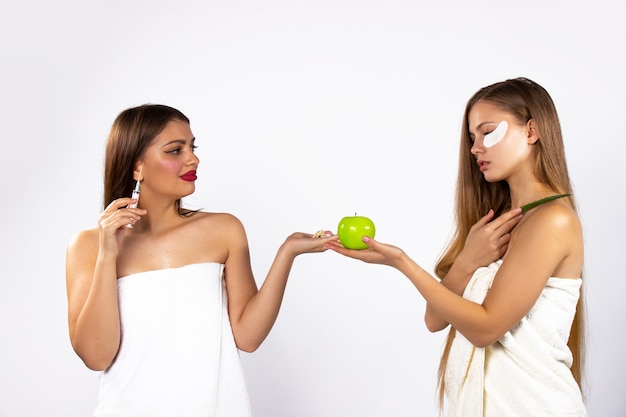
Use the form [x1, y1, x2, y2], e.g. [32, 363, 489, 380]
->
[483, 120, 508, 148]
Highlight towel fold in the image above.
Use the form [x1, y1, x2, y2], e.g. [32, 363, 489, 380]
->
[444, 260, 586, 417]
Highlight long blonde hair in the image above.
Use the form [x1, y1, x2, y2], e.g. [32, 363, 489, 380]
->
[434, 77, 585, 408]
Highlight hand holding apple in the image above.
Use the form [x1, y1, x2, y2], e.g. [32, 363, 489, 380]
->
[337, 214, 376, 250]
[325, 235, 406, 268]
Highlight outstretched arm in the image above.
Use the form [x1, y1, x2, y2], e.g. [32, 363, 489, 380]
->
[222, 216, 336, 352]
[325, 204, 575, 347]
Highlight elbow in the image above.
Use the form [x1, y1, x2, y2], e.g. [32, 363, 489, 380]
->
[236, 340, 261, 353]
[82, 357, 113, 372]
[232, 330, 262, 353]
[75, 346, 115, 371]
[467, 337, 490, 348]
[424, 318, 448, 333]
[238, 345, 259, 354]
[465, 329, 502, 348]
[72, 340, 117, 371]
[424, 313, 448, 333]
[458, 312, 507, 347]
[231, 323, 267, 353]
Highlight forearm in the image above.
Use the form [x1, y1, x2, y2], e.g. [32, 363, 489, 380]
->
[424, 257, 477, 332]
[72, 253, 121, 370]
[398, 254, 490, 344]
[233, 245, 296, 352]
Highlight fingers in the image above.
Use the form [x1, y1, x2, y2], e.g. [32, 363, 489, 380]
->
[493, 207, 523, 232]
[462, 208, 523, 266]
[325, 236, 376, 254]
[475, 209, 496, 227]
[100, 198, 147, 230]
[104, 197, 136, 212]
[324, 240, 366, 258]
[498, 230, 512, 244]
[469, 209, 497, 233]
[100, 211, 139, 231]
[284, 231, 339, 256]
[480, 207, 522, 232]
[360, 236, 377, 248]
[309, 233, 339, 251]
[311, 230, 334, 239]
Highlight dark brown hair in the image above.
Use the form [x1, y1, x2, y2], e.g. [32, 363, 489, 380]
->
[103, 104, 190, 210]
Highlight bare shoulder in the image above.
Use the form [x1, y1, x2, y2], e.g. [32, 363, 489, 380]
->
[67, 228, 99, 262]
[184, 211, 249, 249]
[512, 201, 583, 277]
[66, 228, 100, 297]
[520, 201, 581, 237]
[187, 211, 246, 232]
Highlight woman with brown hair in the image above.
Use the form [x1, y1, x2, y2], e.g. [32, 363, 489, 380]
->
[66, 104, 336, 416]
[327, 77, 586, 416]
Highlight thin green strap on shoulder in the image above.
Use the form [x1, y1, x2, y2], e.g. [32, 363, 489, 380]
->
[520, 193, 572, 212]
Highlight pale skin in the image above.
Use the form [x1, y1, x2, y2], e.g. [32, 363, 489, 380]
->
[66, 119, 337, 371]
[326, 101, 583, 347]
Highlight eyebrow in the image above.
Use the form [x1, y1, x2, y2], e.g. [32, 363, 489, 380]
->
[160, 137, 196, 148]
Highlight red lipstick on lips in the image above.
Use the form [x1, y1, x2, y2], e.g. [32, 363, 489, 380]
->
[180, 170, 197, 181]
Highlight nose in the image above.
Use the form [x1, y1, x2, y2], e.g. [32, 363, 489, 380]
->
[471, 141, 481, 156]
[188, 149, 200, 166]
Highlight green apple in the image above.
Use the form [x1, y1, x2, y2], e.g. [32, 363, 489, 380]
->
[337, 215, 376, 250]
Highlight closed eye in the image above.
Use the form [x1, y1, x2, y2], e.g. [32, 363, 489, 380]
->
[482, 120, 508, 147]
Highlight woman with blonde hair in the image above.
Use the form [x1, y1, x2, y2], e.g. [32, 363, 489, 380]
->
[66, 104, 336, 416]
[327, 77, 586, 416]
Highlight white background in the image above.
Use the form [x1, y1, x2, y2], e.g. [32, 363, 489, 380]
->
[1, 1, 624, 416]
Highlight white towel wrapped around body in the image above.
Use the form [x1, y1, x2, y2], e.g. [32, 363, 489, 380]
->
[94, 263, 252, 417]
[444, 260, 587, 417]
